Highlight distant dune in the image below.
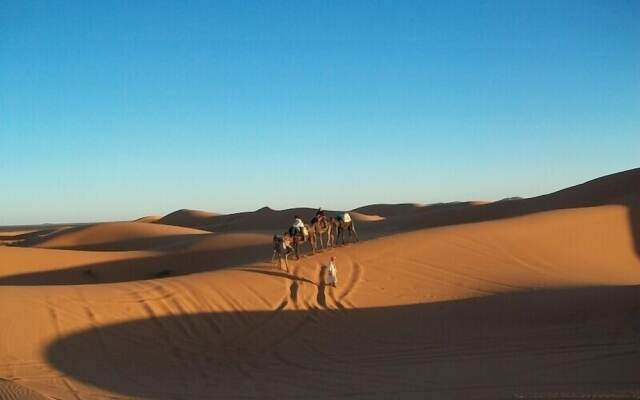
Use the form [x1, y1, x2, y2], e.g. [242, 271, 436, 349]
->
[133, 215, 162, 223]
[26, 221, 209, 251]
[0, 168, 638, 399]
[154, 208, 222, 229]
[154, 206, 384, 233]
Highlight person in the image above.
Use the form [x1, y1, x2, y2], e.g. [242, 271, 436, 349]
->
[335, 212, 351, 223]
[315, 207, 326, 219]
[290, 215, 305, 237]
[326, 257, 337, 287]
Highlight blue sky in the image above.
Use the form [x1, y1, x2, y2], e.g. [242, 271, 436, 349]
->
[1, 0, 638, 225]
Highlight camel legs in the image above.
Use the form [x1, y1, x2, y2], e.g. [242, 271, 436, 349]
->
[336, 223, 357, 245]
[280, 256, 289, 272]
[310, 233, 317, 253]
[318, 228, 324, 249]
[276, 254, 288, 272]
[273, 248, 289, 272]
[350, 223, 359, 242]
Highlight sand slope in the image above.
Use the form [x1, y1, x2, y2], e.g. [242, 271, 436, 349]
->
[26, 222, 209, 251]
[0, 379, 50, 400]
[0, 168, 639, 399]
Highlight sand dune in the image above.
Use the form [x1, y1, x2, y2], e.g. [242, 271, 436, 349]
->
[154, 208, 222, 229]
[388, 168, 640, 235]
[26, 222, 209, 251]
[0, 168, 639, 399]
[134, 215, 162, 223]
[155, 206, 384, 233]
[0, 232, 273, 285]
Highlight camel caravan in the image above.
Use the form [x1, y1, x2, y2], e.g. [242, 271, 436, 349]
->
[272, 208, 358, 272]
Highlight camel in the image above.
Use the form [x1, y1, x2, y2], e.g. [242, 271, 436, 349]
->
[272, 234, 292, 272]
[309, 215, 333, 249]
[287, 224, 316, 260]
[332, 213, 358, 245]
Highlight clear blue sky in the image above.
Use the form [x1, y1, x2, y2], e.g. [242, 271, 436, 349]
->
[1, 0, 638, 225]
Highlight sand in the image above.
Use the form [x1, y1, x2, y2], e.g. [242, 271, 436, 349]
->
[0, 168, 639, 399]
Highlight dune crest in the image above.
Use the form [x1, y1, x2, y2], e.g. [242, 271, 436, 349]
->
[154, 209, 222, 229]
[133, 215, 161, 223]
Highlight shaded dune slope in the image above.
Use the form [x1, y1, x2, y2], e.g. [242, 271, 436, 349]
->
[154, 209, 221, 229]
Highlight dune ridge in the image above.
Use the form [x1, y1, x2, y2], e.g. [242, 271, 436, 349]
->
[134, 215, 162, 223]
[0, 168, 638, 399]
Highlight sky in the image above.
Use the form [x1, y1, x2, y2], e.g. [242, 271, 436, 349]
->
[1, 0, 639, 225]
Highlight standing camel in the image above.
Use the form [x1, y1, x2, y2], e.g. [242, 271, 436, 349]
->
[310, 215, 333, 249]
[332, 213, 358, 245]
[272, 234, 293, 272]
[287, 224, 317, 260]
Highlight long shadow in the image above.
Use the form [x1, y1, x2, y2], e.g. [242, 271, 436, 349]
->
[45, 285, 640, 399]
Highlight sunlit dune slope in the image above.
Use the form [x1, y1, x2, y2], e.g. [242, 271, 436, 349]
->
[27, 222, 209, 251]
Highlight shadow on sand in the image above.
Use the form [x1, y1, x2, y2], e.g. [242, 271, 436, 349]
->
[45, 285, 640, 399]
